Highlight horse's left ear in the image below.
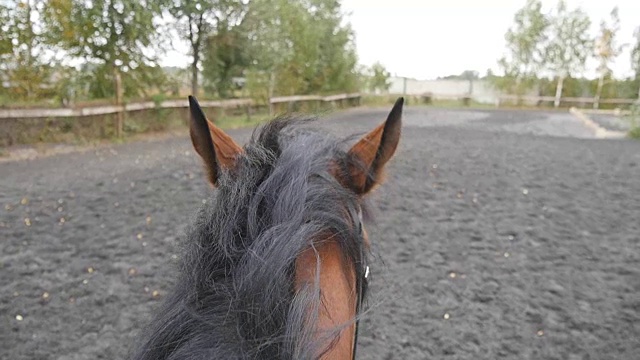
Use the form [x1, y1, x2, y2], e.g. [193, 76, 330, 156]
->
[347, 97, 403, 195]
[189, 96, 243, 186]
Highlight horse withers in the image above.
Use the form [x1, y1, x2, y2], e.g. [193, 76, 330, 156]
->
[131, 96, 404, 359]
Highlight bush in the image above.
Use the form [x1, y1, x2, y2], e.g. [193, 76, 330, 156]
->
[627, 104, 640, 139]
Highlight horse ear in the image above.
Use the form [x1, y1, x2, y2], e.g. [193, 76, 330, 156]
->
[347, 97, 403, 194]
[189, 96, 243, 186]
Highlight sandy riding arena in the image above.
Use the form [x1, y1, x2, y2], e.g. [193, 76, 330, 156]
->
[2, 106, 639, 359]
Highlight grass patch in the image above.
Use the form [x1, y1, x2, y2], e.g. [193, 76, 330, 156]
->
[625, 104, 640, 140]
[628, 127, 640, 139]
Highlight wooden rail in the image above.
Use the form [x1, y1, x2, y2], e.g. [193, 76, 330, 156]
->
[410, 93, 639, 108]
[269, 95, 322, 103]
[269, 93, 361, 115]
[269, 93, 360, 104]
[1, 93, 360, 120]
[576, 108, 633, 116]
[0, 94, 361, 144]
[496, 95, 639, 107]
[0, 98, 254, 119]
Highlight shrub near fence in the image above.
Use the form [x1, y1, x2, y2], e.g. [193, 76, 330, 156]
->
[2, 112, 120, 147]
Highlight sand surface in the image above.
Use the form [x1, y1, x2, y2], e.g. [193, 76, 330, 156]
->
[2, 106, 639, 359]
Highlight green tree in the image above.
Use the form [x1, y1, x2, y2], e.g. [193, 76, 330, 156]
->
[483, 69, 495, 79]
[361, 62, 391, 94]
[0, 1, 52, 101]
[0, 2, 16, 99]
[202, 19, 248, 98]
[240, 0, 295, 100]
[166, 0, 246, 97]
[460, 70, 479, 95]
[0, 3, 13, 58]
[631, 26, 640, 100]
[42, 0, 166, 100]
[305, 0, 359, 94]
[492, 58, 537, 97]
[494, 0, 549, 96]
[545, 0, 591, 107]
[593, 7, 627, 108]
[241, 0, 358, 101]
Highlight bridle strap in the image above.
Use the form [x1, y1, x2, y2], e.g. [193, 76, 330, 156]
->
[352, 264, 368, 359]
[350, 204, 369, 359]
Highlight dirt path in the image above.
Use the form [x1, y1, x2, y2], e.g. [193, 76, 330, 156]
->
[2, 107, 639, 359]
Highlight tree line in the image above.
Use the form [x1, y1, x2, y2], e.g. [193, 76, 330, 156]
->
[492, 0, 640, 107]
[0, 0, 392, 106]
[3, 0, 638, 109]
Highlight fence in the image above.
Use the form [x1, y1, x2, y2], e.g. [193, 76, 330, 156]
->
[383, 92, 638, 109]
[268, 93, 361, 115]
[0, 98, 254, 119]
[0, 93, 362, 147]
[494, 95, 638, 109]
[0, 93, 362, 120]
[384, 77, 639, 109]
[0, 98, 255, 138]
[0, 98, 257, 146]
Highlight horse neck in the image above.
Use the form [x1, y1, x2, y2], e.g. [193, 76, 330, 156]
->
[294, 239, 357, 359]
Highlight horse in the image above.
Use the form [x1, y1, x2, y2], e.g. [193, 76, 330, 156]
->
[131, 96, 404, 359]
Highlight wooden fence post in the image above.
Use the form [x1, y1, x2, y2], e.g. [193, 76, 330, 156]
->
[114, 70, 124, 137]
[245, 104, 252, 122]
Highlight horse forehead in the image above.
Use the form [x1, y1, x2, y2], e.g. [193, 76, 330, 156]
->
[293, 239, 358, 359]
[294, 239, 355, 288]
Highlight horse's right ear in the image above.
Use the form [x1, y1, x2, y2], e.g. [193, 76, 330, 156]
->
[347, 97, 403, 194]
[189, 96, 243, 186]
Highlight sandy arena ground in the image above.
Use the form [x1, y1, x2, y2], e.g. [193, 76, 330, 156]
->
[1, 106, 639, 359]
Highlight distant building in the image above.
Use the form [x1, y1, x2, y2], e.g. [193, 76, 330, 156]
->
[369, 76, 539, 105]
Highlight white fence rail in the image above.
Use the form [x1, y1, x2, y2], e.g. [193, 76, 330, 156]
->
[268, 93, 361, 115]
[0, 93, 363, 120]
[0, 98, 255, 119]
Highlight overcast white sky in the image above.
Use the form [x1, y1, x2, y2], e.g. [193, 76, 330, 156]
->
[160, 0, 640, 80]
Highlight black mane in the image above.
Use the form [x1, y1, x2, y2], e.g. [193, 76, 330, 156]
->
[131, 117, 371, 360]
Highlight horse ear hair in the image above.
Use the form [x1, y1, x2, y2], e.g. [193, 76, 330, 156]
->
[347, 97, 403, 194]
[188, 96, 243, 186]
